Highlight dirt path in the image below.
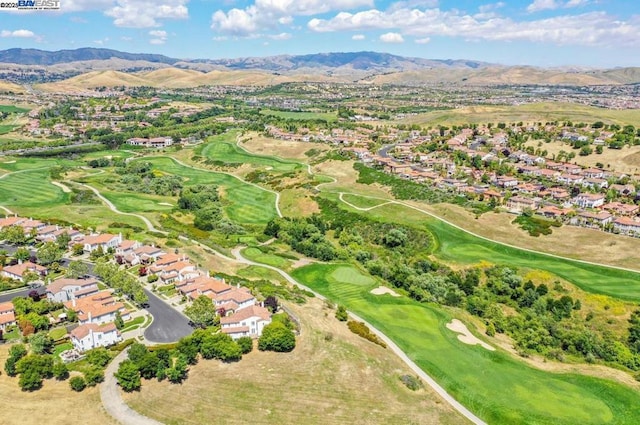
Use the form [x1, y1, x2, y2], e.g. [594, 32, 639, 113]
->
[51, 180, 72, 193]
[101, 349, 163, 425]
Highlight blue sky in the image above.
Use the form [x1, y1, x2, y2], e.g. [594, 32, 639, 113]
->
[0, 0, 638, 67]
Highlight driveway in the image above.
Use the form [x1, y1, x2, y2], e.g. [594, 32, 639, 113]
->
[142, 289, 192, 343]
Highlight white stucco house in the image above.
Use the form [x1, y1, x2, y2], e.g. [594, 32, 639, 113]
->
[70, 322, 121, 352]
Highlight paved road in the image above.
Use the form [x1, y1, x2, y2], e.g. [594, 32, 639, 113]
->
[0, 287, 32, 303]
[101, 348, 163, 425]
[142, 288, 192, 344]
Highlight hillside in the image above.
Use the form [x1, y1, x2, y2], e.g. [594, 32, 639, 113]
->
[0, 48, 178, 65]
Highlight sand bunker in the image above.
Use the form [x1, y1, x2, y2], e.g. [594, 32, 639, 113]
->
[446, 319, 495, 351]
[51, 181, 71, 193]
[370, 286, 401, 297]
[158, 202, 174, 206]
[3, 160, 16, 164]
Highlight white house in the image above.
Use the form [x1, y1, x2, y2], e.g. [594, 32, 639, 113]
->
[573, 193, 605, 209]
[613, 217, 640, 236]
[213, 287, 256, 311]
[70, 322, 121, 352]
[64, 291, 130, 325]
[2, 261, 47, 282]
[220, 305, 272, 339]
[0, 301, 16, 331]
[75, 233, 122, 253]
[46, 278, 100, 303]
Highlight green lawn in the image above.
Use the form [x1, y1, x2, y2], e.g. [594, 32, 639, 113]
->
[201, 133, 302, 172]
[260, 109, 338, 122]
[340, 193, 390, 209]
[329, 195, 640, 302]
[0, 105, 29, 114]
[132, 156, 278, 225]
[53, 342, 73, 358]
[0, 168, 69, 208]
[101, 190, 174, 213]
[121, 316, 145, 332]
[242, 247, 292, 269]
[81, 149, 136, 160]
[49, 327, 68, 340]
[0, 125, 16, 135]
[292, 263, 640, 425]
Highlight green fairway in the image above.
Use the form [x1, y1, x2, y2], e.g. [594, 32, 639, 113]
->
[340, 193, 390, 209]
[242, 247, 292, 268]
[292, 263, 640, 425]
[260, 109, 338, 122]
[132, 157, 277, 225]
[81, 149, 136, 160]
[0, 168, 69, 208]
[201, 134, 302, 172]
[329, 195, 640, 302]
[0, 105, 29, 114]
[100, 191, 174, 213]
[0, 125, 16, 135]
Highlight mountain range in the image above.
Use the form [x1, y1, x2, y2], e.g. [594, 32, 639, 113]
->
[0, 48, 639, 88]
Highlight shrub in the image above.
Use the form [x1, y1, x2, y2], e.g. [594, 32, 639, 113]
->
[258, 322, 296, 352]
[115, 360, 141, 392]
[19, 368, 43, 391]
[86, 347, 112, 367]
[335, 305, 348, 322]
[400, 375, 423, 391]
[52, 362, 69, 380]
[69, 376, 86, 392]
[346, 321, 387, 349]
[236, 336, 253, 354]
[84, 367, 105, 387]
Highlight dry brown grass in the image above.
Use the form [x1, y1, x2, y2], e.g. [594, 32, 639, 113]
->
[123, 297, 465, 425]
[314, 160, 391, 198]
[0, 81, 25, 93]
[525, 139, 640, 175]
[0, 346, 116, 425]
[241, 133, 330, 161]
[414, 202, 640, 270]
[279, 188, 320, 217]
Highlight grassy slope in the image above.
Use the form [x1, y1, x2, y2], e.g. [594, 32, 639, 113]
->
[325, 194, 640, 302]
[292, 263, 640, 425]
[402, 103, 640, 127]
[144, 156, 277, 225]
[124, 297, 464, 425]
[201, 133, 303, 172]
[260, 109, 338, 122]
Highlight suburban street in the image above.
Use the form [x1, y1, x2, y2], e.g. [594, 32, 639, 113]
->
[142, 288, 192, 343]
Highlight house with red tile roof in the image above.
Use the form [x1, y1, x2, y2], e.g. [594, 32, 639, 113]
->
[64, 290, 129, 325]
[70, 322, 121, 352]
[75, 233, 122, 253]
[2, 261, 47, 282]
[220, 305, 272, 340]
[0, 301, 16, 331]
[46, 278, 100, 303]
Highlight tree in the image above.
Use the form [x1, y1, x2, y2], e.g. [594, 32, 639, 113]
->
[166, 356, 188, 383]
[114, 311, 125, 330]
[52, 362, 69, 380]
[258, 322, 296, 352]
[128, 343, 149, 365]
[237, 336, 253, 354]
[19, 368, 43, 391]
[115, 360, 141, 392]
[72, 244, 85, 256]
[14, 247, 31, 262]
[1, 225, 27, 245]
[36, 242, 62, 266]
[335, 305, 348, 321]
[263, 295, 278, 313]
[56, 231, 71, 250]
[133, 288, 148, 306]
[86, 347, 112, 367]
[29, 333, 54, 354]
[382, 229, 407, 248]
[137, 353, 160, 379]
[185, 295, 218, 328]
[200, 333, 242, 362]
[628, 310, 640, 353]
[84, 367, 104, 386]
[66, 260, 89, 279]
[69, 376, 86, 392]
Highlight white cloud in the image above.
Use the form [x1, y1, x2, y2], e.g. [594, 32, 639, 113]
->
[526, 0, 558, 12]
[149, 29, 168, 44]
[212, 0, 372, 36]
[379, 32, 404, 43]
[269, 32, 292, 40]
[527, 0, 589, 13]
[93, 37, 110, 45]
[352, 34, 365, 40]
[121, 36, 133, 41]
[415, 36, 430, 44]
[105, 0, 189, 28]
[0, 29, 36, 38]
[308, 8, 640, 47]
